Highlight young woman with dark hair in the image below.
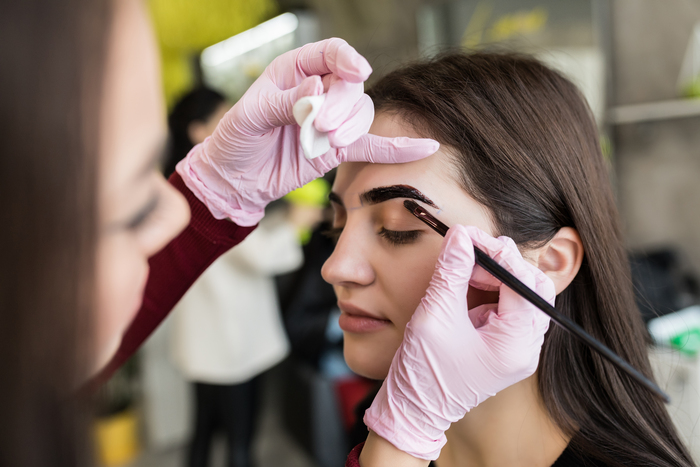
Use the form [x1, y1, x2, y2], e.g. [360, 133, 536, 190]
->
[325, 52, 695, 466]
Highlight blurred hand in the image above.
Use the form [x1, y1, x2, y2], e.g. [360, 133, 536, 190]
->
[364, 225, 553, 460]
[177, 38, 439, 226]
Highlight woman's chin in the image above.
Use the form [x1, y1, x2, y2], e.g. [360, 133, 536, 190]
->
[343, 344, 392, 380]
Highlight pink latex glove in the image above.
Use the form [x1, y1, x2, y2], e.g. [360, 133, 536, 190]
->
[176, 38, 439, 226]
[364, 225, 554, 460]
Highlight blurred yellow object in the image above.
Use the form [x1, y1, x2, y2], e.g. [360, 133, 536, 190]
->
[148, 0, 277, 108]
[488, 8, 548, 42]
[461, 4, 548, 49]
[95, 410, 140, 467]
[683, 78, 700, 98]
[285, 179, 330, 245]
[284, 178, 331, 207]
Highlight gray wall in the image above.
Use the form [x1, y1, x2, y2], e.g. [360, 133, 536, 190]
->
[610, 0, 700, 274]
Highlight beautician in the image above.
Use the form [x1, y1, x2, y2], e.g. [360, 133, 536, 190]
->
[0, 1, 551, 466]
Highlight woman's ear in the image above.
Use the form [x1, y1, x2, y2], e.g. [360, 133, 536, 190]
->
[534, 227, 584, 294]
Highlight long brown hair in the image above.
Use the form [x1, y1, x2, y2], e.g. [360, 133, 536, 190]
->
[0, 1, 111, 465]
[368, 52, 694, 466]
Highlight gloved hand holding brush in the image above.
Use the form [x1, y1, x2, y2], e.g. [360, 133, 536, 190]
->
[364, 225, 554, 461]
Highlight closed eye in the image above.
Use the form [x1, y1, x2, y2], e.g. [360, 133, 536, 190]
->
[378, 228, 421, 246]
[126, 194, 160, 231]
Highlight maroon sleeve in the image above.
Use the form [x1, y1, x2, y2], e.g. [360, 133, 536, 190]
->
[346, 443, 364, 467]
[91, 172, 257, 386]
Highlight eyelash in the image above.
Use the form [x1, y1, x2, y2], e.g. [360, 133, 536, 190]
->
[379, 228, 421, 245]
[322, 227, 343, 243]
[322, 227, 421, 246]
[126, 196, 160, 231]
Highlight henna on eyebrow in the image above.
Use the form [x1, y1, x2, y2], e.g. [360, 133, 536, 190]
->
[360, 184, 437, 208]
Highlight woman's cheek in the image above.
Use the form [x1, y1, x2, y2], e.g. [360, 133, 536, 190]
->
[345, 243, 441, 379]
[94, 234, 149, 371]
[385, 244, 442, 331]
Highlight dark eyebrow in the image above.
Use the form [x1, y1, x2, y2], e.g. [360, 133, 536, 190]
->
[360, 185, 437, 207]
[328, 191, 344, 207]
[135, 142, 167, 182]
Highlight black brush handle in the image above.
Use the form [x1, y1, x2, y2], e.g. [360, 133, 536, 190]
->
[404, 200, 670, 404]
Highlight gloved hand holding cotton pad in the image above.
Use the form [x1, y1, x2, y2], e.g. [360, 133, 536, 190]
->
[293, 94, 331, 159]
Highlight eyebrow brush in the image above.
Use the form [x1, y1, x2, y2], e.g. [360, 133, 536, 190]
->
[403, 199, 670, 404]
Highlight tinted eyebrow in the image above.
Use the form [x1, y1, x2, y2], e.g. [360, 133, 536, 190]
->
[360, 185, 437, 207]
[328, 191, 343, 206]
[135, 141, 167, 182]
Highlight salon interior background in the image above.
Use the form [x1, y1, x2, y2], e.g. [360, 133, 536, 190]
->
[153, 0, 700, 275]
[97, 0, 700, 466]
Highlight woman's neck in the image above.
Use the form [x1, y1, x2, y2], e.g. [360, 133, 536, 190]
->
[436, 374, 570, 467]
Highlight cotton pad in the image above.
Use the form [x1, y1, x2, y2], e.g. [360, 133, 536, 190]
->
[293, 94, 331, 159]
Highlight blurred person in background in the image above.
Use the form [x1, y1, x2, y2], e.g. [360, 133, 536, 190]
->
[164, 87, 230, 179]
[0, 0, 561, 466]
[165, 87, 320, 467]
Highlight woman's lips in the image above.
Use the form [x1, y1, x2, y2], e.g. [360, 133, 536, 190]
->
[337, 301, 391, 333]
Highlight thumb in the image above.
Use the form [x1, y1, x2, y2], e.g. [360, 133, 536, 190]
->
[339, 133, 440, 164]
[255, 75, 323, 129]
[422, 225, 476, 317]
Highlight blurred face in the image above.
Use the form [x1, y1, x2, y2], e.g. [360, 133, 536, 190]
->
[94, 0, 189, 372]
[188, 101, 231, 145]
[322, 113, 497, 379]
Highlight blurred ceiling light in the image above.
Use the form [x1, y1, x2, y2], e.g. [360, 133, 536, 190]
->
[201, 12, 299, 67]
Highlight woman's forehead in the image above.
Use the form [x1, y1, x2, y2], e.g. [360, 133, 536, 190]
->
[334, 147, 453, 193]
[332, 162, 440, 215]
[333, 157, 494, 233]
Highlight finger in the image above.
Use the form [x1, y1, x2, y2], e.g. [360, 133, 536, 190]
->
[465, 230, 508, 291]
[468, 264, 501, 292]
[465, 227, 538, 321]
[493, 234, 554, 309]
[257, 75, 323, 129]
[533, 266, 556, 305]
[315, 78, 365, 132]
[498, 236, 519, 252]
[468, 303, 498, 329]
[467, 235, 518, 290]
[296, 38, 372, 83]
[338, 134, 439, 164]
[422, 225, 476, 317]
[326, 94, 374, 147]
[532, 267, 555, 333]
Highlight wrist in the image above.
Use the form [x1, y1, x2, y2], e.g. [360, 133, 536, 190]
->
[176, 145, 265, 226]
[364, 371, 448, 460]
[359, 431, 430, 467]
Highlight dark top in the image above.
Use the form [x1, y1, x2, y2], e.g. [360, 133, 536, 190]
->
[344, 441, 604, 466]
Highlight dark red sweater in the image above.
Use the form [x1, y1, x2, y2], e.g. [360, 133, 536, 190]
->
[346, 443, 364, 466]
[92, 173, 256, 386]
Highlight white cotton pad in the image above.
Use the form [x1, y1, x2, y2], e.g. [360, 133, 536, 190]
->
[293, 94, 331, 160]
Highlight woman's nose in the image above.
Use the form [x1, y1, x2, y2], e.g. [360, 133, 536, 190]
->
[321, 227, 375, 287]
